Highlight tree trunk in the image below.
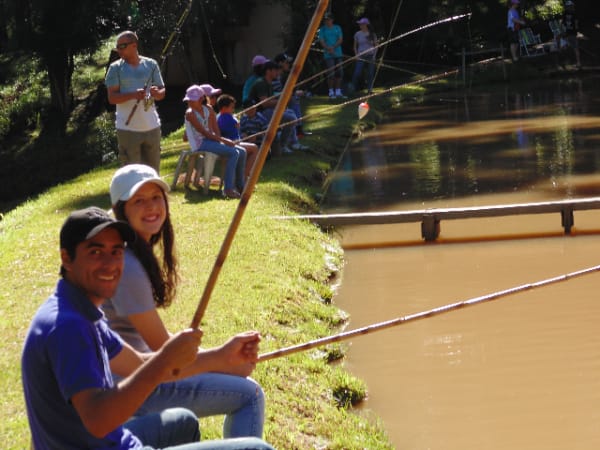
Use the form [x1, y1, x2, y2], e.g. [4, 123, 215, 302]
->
[42, 48, 74, 136]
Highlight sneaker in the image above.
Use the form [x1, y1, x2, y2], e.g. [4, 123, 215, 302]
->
[291, 143, 309, 151]
[223, 189, 241, 199]
[281, 146, 294, 155]
[297, 127, 313, 137]
[328, 92, 335, 99]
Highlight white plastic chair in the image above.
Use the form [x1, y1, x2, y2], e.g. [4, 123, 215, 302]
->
[171, 127, 224, 194]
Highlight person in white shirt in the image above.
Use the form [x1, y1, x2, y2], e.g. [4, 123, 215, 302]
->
[105, 31, 166, 173]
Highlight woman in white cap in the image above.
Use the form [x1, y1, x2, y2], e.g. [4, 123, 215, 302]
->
[103, 163, 266, 439]
[351, 17, 378, 94]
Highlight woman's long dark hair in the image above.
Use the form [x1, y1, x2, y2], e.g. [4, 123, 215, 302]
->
[366, 24, 376, 47]
[113, 188, 178, 308]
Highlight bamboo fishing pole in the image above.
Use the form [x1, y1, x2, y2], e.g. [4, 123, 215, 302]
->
[258, 263, 600, 362]
[188, 0, 330, 329]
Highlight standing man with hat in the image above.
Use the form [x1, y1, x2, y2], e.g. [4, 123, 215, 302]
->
[507, 0, 526, 62]
[318, 13, 346, 99]
[105, 31, 166, 173]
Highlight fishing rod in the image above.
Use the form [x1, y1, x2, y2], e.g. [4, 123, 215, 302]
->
[239, 12, 471, 117]
[188, 0, 330, 329]
[125, 0, 194, 126]
[258, 263, 600, 362]
[373, 0, 405, 87]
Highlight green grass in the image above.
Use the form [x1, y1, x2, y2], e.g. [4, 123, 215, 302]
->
[0, 91, 397, 449]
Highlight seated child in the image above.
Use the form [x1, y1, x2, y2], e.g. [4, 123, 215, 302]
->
[217, 94, 259, 179]
[240, 99, 279, 157]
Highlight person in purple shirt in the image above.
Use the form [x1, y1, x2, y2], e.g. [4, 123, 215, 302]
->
[21, 206, 274, 450]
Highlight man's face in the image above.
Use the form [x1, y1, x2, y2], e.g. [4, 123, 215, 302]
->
[222, 103, 236, 115]
[265, 68, 277, 82]
[61, 227, 125, 306]
[115, 36, 137, 57]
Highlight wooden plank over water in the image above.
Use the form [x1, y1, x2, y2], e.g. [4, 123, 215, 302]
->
[278, 197, 600, 241]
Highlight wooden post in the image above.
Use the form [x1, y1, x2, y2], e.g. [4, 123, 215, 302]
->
[462, 47, 466, 85]
[501, 45, 507, 80]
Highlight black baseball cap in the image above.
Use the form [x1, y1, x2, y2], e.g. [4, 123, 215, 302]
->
[274, 53, 293, 63]
[263, 60, 280, 71]
[60, 206, 135, 254]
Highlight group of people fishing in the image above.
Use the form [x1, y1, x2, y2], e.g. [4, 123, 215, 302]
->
[101, 11, 380, 188]
[23, 30, 279, 450]
[20, 10, 385, 448]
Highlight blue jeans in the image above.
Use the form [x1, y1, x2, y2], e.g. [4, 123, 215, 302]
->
[261, 108, 298, 147]
[324, 57, 344, 79]
[197, 140, 246, 191]
[124, 407, 273, 449]
[352, 56, 375, 93]
[133, 373, 265, 438]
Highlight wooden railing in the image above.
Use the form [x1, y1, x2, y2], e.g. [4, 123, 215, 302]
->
[278, 198, 600, 241]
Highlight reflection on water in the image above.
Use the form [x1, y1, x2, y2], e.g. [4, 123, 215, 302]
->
[323, 76, 600, 449]
[323, 76, 600, 212]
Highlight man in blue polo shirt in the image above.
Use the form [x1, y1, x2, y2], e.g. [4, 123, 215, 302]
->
[21, 207, 273, 450]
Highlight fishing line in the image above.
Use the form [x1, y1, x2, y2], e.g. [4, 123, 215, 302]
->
[198, 0, 228, 79]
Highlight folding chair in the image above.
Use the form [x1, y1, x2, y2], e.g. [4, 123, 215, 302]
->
[548, 19, 566, 51]
[519, 28, 544, 57]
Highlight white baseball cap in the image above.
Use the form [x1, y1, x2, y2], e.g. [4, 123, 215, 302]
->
[110, 164, 170, 205]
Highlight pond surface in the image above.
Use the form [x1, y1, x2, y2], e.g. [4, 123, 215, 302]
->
[322, 75, 600, 450]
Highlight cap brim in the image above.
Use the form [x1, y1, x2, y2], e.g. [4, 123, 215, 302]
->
[87, 221, 136, 244]
[118, 178, 171, 203]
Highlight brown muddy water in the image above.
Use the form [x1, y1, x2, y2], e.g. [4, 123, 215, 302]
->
[322, 76, 600, 449]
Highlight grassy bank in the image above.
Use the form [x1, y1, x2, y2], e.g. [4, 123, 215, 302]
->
[0, 86, 409, 448]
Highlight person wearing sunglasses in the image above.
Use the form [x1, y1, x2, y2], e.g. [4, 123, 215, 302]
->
[105, 31, 166, 173]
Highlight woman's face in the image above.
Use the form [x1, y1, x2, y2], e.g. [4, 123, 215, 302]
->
[124, 182, 167, 242]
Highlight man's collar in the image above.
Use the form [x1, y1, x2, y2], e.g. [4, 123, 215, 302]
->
[56, 279, 104, 322]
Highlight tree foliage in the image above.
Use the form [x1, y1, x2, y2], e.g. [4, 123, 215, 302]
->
[2, 0, 131, 134]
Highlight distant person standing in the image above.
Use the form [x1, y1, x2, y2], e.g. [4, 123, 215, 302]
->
[318, 13, 346, 99]
[105, 31, 165, 173]
[507, 0, 526, 62]
[351, 18, 378, 94]
[561, 0, 581, 68]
